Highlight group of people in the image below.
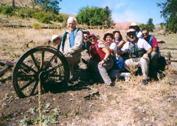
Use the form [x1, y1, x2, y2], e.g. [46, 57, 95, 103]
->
[50, 16, 164, 86]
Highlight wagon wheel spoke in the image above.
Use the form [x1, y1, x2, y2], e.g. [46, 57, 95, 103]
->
[41, 50, 45, 69]
[20, 79, 36, 90]
[30, 80, 38, 96]
[18, 74, 35, 81]
[49, 74, 64, 78]
[21, 62, 37, 73]
[30, 53, 40, 70]
[46, 64, 63, 73]
[45, 54, 57, 69]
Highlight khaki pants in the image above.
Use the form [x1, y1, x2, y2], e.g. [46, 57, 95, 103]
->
[98, 58, 113, 85]
[125, 57, 149, 79]
[65, 51, 81, 78]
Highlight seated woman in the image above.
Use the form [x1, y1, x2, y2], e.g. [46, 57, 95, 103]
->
[112, 30, 126, 71]
[112, 30, 126, 49]
[103, 32, 125, 80]
[87, 34, 114, 86]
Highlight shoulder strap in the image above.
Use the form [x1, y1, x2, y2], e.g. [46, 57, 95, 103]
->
[57, 31, 68, 52]
[148, 35, 153, 45]
[58, 28, 81, 52]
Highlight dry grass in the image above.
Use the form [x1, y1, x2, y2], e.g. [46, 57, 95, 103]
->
[61, 75, 177, 126]
[0, 27, 177, 125]
[0, 27, 64, 60]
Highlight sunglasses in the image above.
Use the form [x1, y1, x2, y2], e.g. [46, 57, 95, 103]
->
[127, 32, 136, 37]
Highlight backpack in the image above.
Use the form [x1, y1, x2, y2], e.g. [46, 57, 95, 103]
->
[158, 56, 166, 71]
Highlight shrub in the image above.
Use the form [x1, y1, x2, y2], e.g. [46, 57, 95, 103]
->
[15, 7, 35, 18]
[77, 6, 112, 27]
[0, 4, 67, 24]
[32, 11, 66, 24]
[32, 23, 42, 29]
[55, 14, 64, 22]
[0, 4, 14, 16]
[32, 11, 54, 24]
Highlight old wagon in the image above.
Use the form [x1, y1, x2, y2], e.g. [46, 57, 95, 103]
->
[10, 46, 70, 98]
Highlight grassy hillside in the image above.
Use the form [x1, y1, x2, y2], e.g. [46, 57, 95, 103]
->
[0, 4, 68, 27]
[0, 0, 32, 7]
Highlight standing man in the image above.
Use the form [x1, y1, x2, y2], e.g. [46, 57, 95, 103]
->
[62, 16, 83, 81]
[52, 16, 84, 81]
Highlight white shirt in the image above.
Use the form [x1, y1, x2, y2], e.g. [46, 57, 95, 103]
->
[121, 38, 151, 52]
[109, 42, 117, 51]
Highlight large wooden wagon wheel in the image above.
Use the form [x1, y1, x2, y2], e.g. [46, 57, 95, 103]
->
[13, 46, 70, 98]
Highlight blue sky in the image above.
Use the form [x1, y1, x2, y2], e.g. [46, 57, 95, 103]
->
[60, 0, 165, 24]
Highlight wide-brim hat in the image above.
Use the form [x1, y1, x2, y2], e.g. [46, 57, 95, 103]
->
[103, 32, 114, 41]
[127, 28, 136, 33]
[130, 22, 137, 26]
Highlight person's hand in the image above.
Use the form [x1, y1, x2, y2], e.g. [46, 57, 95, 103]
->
[53, 38, 61, 46]
[117, 50, 122, 55]
[143, 53, 149, 60]
[64, 52, 72, 57]
[99, 60, 105, 66]
[47, 39, 51, 45]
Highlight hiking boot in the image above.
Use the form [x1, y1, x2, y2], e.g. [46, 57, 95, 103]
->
[142, 79, 149, 85]
[110, 82, 115, 86]
[157, 72, 165, 80]
[105, 82, 115, 86]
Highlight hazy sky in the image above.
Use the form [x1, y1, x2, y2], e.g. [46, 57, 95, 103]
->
[60, 0, 165, 24]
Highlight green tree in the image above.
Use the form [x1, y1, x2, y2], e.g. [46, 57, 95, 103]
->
[104, 6, 112, 27]
[76, 6, 112, 27]
[139, 18, 155, 32]
[158, 0, 177, 32]
[147, 18, 155, 31]
[36, 0, 62, 13]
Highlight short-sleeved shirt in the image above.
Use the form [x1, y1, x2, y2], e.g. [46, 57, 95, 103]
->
[121, 38, 151, 52]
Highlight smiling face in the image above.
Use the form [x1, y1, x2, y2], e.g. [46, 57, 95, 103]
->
[67, 17, 77, 31]
[142, 29, 149, 39]
[105, 35, 113, 43]
[103, 33, 114, 47]
[114, 32, 120, 39]
[67, 21, 76, 31]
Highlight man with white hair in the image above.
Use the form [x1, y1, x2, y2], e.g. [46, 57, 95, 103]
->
[121, 29, 152, 85]
[60, 16, 83, 54]
[52, 16, 84, 81]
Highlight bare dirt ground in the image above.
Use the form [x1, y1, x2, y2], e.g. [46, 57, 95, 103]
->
[0, 27, 177, 126]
